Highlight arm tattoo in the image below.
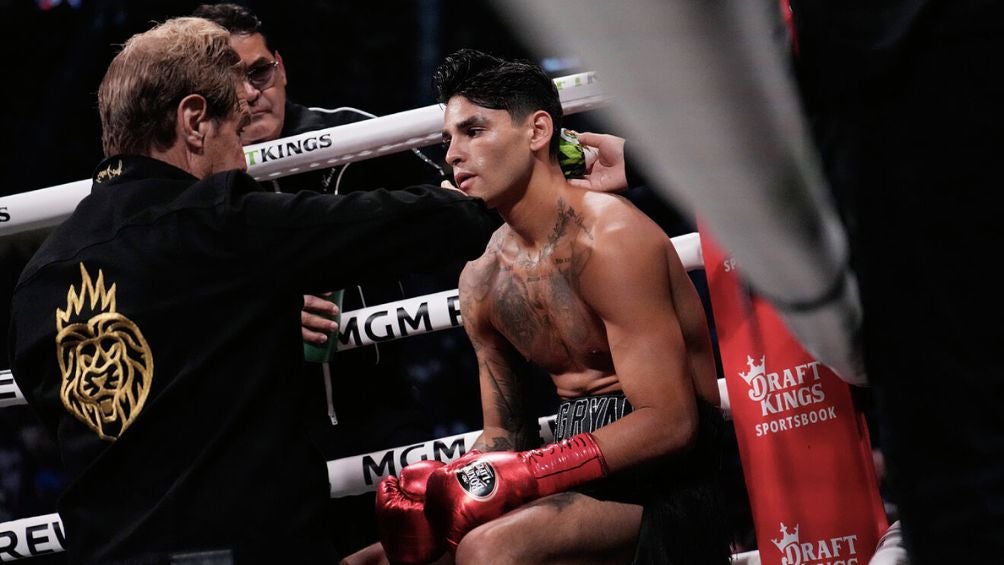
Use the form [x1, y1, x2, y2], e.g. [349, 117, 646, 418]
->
[483, 357, 538, 450]
[472, 436, 515, 452]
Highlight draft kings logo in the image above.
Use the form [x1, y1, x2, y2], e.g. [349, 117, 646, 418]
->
[772, 522, 861, 565]
[738, 354, 838, 437]
[244, 133, 333, 166]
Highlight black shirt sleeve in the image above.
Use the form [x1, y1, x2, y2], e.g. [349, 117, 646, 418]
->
[229, 174, 499, 293]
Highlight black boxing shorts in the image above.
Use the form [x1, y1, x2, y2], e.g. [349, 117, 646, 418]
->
[554, 393, 732, 565]
[553, 392, 633, 440]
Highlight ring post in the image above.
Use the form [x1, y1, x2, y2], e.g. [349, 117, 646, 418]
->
[700, 227, 886, 565]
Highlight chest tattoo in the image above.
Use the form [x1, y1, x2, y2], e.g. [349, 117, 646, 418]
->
[492, 199, 595, 353]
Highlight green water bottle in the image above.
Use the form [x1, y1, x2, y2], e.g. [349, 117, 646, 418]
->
[303, 289, 344, 363]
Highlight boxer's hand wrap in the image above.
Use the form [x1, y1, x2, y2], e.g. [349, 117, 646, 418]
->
[376, 460, 447, 565]
[425, 433, 608, 550]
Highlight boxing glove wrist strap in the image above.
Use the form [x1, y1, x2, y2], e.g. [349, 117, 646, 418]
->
[522, 432, 608, 497]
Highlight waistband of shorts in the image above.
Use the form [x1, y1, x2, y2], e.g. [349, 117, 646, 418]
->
[554, 392, 634, 441]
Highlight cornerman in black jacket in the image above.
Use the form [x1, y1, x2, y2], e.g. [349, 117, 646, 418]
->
[189, 5, 467, 556]
[8, 17, 497, 564]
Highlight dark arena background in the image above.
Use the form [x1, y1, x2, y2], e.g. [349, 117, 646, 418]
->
[0, 1, 757, 562]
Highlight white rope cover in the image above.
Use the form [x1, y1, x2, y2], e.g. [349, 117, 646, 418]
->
[0, 233, 702, 408]
[0, 370, 24, 409]
[1, 411, 759, 561]
[0, 512, 768, 562]
[0, 73, 607, 237]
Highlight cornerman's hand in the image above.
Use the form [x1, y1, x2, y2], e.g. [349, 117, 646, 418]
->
[301, 292, 340, 344]
[568, 132, 628, 193]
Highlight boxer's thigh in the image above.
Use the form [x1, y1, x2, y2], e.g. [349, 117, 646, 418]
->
[455, 492, 642, 565]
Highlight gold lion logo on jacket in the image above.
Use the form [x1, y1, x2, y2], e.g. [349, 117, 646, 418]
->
[55, 263, 153, 441]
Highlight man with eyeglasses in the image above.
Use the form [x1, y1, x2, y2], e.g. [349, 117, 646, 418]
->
[191, 3, 444, 195]
[189, 3, 482, 559]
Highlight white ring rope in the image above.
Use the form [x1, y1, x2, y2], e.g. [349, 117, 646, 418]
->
[1, 57, 862, 395]
[3, 411, 769, 562]
[0, 232, 706, 409]
[0, 370, 25, 409]
[0, 72, 607, 237]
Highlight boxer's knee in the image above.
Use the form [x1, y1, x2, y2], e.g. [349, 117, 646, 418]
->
[455, 519, 531, 565]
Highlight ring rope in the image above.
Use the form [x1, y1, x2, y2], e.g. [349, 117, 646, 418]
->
[0, 232, 706, 409]
[2, 408, 767, 562]
[0, 72, 607, 237]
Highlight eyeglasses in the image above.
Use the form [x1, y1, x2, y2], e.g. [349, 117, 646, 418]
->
[246, 60, 279, 91]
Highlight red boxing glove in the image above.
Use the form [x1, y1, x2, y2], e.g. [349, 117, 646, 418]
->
[424, 433, 608, 551]
[376, 460, 447, 565]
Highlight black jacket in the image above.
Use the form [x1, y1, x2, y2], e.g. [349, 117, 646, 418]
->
[270, 102, 465, 461]
[9, 155, 495, 563]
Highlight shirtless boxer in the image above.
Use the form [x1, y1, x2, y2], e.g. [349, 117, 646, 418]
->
[374, 49, 732, 565]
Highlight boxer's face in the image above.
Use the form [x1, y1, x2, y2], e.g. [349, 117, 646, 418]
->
[442, 96, 535, 210]
[230, 32, 287, 144]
